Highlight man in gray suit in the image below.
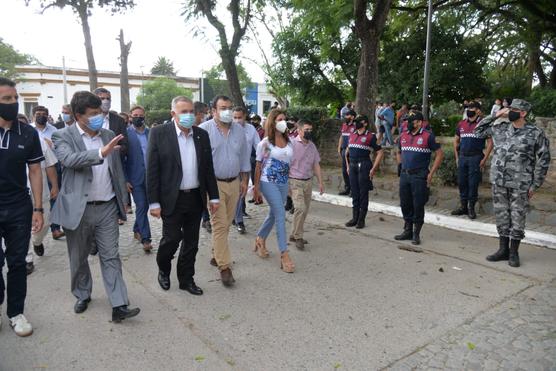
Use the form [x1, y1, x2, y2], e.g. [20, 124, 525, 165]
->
[51, 91, 140, 322]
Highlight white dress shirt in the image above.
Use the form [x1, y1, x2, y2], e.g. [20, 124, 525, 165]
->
[175, 121, 200, 190]
[102, 113, 110, 130]
[76, 124, 115, 202]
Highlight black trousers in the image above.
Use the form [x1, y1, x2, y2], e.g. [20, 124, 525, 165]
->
[157, 190, 202, 284]
[0, 197, 32, 318]
[399, 169, 429, 225]
[349, 159, 372, 213]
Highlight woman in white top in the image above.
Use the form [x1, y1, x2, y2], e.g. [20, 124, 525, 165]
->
[253, 109, 295, 273]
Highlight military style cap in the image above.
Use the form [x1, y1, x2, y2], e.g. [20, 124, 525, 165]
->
[407, 111, 424, 121]
[509, 98, 532, 112]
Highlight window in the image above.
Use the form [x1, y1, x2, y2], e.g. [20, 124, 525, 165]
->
[24, 102, 38, 119]
[263, 100, 271, 114]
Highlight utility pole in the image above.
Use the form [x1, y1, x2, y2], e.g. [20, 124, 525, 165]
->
[422, 0, 433, 119]
[62, 56, 68, 104]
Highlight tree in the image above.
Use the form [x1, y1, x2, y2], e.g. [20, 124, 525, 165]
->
[0, 38, 38, 78]
[204, 62, 252, 102]
[150, 56, 176, 76]
[183, 0, 262, 108]
[27, 0, 136, 90]
[136, 77, 192, 111]
[118, 29, 132, 113]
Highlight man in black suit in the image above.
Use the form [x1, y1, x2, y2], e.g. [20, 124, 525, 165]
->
[93, 88, 128, 156]
[146, 96, 219, 295]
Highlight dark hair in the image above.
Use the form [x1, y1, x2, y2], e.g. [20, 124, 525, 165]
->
[233, 106, 247, 115]
[0, 77, 16, 87]
[93, 87, 110, 96]
[297, 118, 313, 129]
[71, 91, 102, 116]
[130, 105, 145, 114]
[250, 114, 261, 123]
[355, 115, 369, 125]
[32, 105, 49, 115]
[468, 101, 482, 110]
[211, 95, 232, 109]
[194, 101, 208, 115]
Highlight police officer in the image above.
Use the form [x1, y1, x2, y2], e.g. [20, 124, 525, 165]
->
[394, 111, 444, 245]
[345, 115, 384, 229]
[337, 109, 357, 196]
[475, 99, 550, 268]
[451, 101, 493, 219]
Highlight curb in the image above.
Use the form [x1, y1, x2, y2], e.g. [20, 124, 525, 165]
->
[312, 192, 556, 250]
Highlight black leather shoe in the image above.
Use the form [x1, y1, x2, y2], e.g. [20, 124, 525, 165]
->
[158, 271, 170, 291]
[237, 222, 246, 234]
[112, 305, 140, 323]
[26, 262, 34, 275]
[33, 243, 44, 257]
[74, 298, 91, 314]
[338, 189, 350, 196]
[179, 281, 204, 295]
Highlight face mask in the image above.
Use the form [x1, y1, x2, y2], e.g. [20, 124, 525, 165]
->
[36, 115, 48, 126]
[87, 114, 104, 131]
[407, 120, 415, 132]
[355, 121, 365, 130]
[132, 117, 145, 127]
[466, 110, 477, 119]
[101, 99, 111, 113]
[233, 119, 244, 125]
[61, 113, 71, 123]
[508, 110, 521, 122]
[178, 113, 195, 128]
[219, 109, 233, 124]
[0, 102, 19, 121]
[276, 120, 288, 133]
[303, 131, 313, 141]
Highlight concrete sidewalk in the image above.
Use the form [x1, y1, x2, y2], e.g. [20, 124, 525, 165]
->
[1, 200, 555, 370]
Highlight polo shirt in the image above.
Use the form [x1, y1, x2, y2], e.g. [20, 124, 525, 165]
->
[340, 121, 356, 149]
[456, 118, 485, 154]
[0, 122, 45, 208]
[348, 130, 382, 161]
[398, 127, 440, 170]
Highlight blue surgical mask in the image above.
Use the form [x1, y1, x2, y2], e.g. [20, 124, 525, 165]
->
[87, 114, 104, 131]
[62, 113, 71, 122]
[178, 113, 195, 128]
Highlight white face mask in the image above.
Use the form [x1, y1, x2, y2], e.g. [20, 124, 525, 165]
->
[219, 109, 233, 124]
[276, 120, 288, 133]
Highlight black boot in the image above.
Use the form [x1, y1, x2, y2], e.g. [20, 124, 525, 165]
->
[356, 209, 367, 229]
[451, 200, 468, 216]
[508, 239, 521, 268]
[486, 236, 510, 262]
[394, 221, 413, 240]
[345, 208, 359, 227]
[339, 188, 350, 196]
[412, 223, 423, 245]
[468, 201, 477, 220]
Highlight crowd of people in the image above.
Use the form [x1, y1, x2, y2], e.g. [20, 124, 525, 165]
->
[0, 75, 551, 338]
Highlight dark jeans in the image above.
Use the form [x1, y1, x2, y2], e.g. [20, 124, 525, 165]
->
[157, 190, 202, 284]
[458, 154, 482, 203]
[349, 159, 372, 213]
[399, 169, 429, 225]
[0, 197, 32, 318]
[131, 182, 151, 243]
[340, 148, 351, 191]
[49, 162, 62, 232]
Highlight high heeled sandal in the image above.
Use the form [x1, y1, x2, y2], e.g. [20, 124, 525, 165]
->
[280, 253, 295, 273]
[254, 237, 270, 258]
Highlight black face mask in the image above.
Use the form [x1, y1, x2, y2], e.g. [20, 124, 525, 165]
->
[304, 131, 313, 141]
[36, 115, 48, 126]
[355, 121, 365, 130]
[466, 110, 477, 119]
[508, 110, 521, 122]
[132, 117, 145, 127]
[407, 120, 415, 132]
[0, 102, 19, 122]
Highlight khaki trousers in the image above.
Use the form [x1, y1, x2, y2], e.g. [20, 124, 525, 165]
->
[211, 179, 240, 270]
[290, 178, 313, 240]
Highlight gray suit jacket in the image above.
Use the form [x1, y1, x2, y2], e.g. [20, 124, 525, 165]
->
[51, 124, 128, 230]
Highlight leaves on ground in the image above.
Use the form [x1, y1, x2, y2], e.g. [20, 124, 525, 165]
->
[467, 342, 476, 350]
[219, 314, 231, 321]
[194, 355, 205, 362]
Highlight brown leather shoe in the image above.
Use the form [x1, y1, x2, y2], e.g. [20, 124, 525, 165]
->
[220, 268, 235, 287]
[52, 230, 65, 240]
[295, 239, 305, 250]
[210, 258, 217, 267]
[142, 242, 153, 253]
[134, 232, 142, 242]
[289, 235, 307, 244]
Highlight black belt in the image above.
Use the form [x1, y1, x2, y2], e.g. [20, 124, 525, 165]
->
[401, 168, 427, 175]
[460, 151, 483, 157]
[290, 177, 312, 181]
[350, 158, 371, 163]
[86, 197, 115, 205]
[217, 177, 238, 183]
[180, 188, 199, 193]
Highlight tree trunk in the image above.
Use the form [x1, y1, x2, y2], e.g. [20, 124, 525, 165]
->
[549, 61, 556, 88]
[118, 29, 132, 113]
[220, 50, 245, 108]
[78, 8, 98, 91]
[354, 33, 379, 123]
[525, 31, 543, 94]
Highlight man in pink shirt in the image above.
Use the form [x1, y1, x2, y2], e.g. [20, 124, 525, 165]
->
[289, 119, 324, 250]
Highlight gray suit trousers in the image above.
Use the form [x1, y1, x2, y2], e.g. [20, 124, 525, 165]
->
[65, 200, 129, 307]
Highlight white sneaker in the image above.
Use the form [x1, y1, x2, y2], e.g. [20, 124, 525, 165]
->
[9, 314, 33, 337]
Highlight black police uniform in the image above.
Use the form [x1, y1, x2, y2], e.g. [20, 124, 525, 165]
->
[339, 119, 356, 195]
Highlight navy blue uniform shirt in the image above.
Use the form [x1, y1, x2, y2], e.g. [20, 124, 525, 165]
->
[348, 129, 382, 161]
[456, 118, 485, 154]
[398, 127, 440, 170]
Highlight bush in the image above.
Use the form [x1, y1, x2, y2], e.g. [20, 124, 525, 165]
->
[436, 147, 458, 186]
[528, 87, 556, 117]
[146, 109, 171, 127]
[286, 106, 329, 146]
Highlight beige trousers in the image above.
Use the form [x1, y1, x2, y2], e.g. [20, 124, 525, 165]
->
[290, 178, 313, 240]
[211, 179, 240, 270]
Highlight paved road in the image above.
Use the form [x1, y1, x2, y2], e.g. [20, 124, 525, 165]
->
[1, 199, 555, 370]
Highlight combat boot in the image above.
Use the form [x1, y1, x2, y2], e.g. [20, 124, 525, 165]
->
[412, 223, 423, 245]
[394, 221, 413, 240]
[356, 209, 367, 229]
[486, 236, 510, 262]
[345, 209, 359, 227]
[451, 200, 468, 216]
[468, 201, 477, 220]
[508, 239, 521, 268]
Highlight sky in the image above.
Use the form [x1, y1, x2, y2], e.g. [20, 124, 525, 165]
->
[0, 0, 272, 82]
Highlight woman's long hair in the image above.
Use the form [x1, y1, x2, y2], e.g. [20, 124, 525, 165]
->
[266, 108, 289, 146]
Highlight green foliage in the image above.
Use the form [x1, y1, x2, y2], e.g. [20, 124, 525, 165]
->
[151, 56, 176, 76]
[136, 77, 192, 112]
[0, 38, 38, 78]
[437, 147, 458, 187]
[486, 65, 530, 100]
[528, 87, 556, 117]
[145, 109, 171, 127]
[430, 101, 461, 136]
[286, 106, 329, 146]
[204, 63, 252, 101]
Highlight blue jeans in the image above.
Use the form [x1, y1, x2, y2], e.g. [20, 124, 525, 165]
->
[381, 122, 394, 146]
[234, 194, 246, 224]
[458, 154, 482, 202]
[257, 181, 289, 253]
[131, 182, 151, 243]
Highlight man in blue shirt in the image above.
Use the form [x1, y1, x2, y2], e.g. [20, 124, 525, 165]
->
[379, 101, 395, 147]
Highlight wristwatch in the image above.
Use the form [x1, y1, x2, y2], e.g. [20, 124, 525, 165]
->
[33, 208, 44, 213]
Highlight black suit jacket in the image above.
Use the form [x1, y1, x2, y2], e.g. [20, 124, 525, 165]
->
[108, 111, 128, 156]
[146, 122, 219, 216]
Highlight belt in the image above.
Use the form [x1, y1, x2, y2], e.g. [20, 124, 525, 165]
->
[401, 168, 427, 175]
[460, 151, 483, 157]
[86, 197, 115, 205]
[290, 177, 312, 181]
[179, 188, 199, 193]
[217, 177, 238, 183]
[350, 158, 371, 163]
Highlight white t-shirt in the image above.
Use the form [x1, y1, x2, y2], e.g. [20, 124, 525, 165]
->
[256, 138, 293, 184]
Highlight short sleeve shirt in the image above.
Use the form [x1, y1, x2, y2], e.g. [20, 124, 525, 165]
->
[455, 118, 485, 154]
[340, 121, 356, 149]
[256, 138, 293, 184]
[398, 128, 440, 170]
[348, 130, 382, 161]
